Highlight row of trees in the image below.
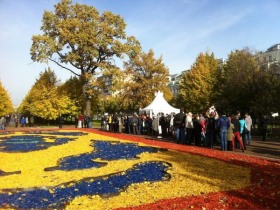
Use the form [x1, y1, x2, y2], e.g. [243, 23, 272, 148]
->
[29, 0, 280, 118]
[177, 49, 280, 116]
[2, 48, 279, 120]
[16, 48, 280, 121]
[17, 48, 172, 120]
[1, 0, 279, 120]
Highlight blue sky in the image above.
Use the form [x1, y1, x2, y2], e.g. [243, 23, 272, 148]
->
[0, 0, 280, 106]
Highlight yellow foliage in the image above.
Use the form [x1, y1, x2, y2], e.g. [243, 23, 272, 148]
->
[18, 69, 78, 119]
[0, 81, 14, 116]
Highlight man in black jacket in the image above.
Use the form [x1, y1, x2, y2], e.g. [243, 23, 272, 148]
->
[173, 108, 185, 144]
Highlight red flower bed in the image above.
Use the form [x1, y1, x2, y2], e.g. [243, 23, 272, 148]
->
[90, 129, 280, 210]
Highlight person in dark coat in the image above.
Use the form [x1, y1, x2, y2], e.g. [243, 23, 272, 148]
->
[159, 113, 167, 137]
[206, 112, 216, 149]
[193, 114, 202, 146]
[58, 115, 64, 128]
[217, 112, 230, 151]
[260, 115, 269, 141]
[173, 108, 185, 144]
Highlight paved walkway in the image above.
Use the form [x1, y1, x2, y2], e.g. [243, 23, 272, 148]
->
[2, 126, 280, 161]
[234, 137, 280, 160]
[130, 134, 280, 161]
[95, 128, 280, 161]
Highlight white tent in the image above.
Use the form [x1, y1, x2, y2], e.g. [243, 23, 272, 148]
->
[139, 91, 180, 117]
[272, 112, 279, 117]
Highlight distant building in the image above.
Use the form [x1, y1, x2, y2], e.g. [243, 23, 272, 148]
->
[168, 57, 225, 97]
[217, 58, 226, 70]
[260, 43, 280, 67]
[168, 70, 188, 97]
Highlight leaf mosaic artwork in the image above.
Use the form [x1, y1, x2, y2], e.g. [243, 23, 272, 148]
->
[0, 130, 279, 209]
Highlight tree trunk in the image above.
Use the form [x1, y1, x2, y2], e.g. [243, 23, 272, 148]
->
[86, 98, 91, 116]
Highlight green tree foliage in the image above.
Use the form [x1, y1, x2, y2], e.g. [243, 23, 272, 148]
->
[221, 49, 280, 114]
[264, 63, 280, 113]
[123, 49, 172, 111]
[177, 52, 218, 113]
[30, 0, 141, 115]
[0, 81, 14, 116]
[18, 69, 77, 120]
[221, 49, 258, 112]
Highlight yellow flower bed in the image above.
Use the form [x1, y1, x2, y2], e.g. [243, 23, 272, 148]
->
[0, 131, 250, 209]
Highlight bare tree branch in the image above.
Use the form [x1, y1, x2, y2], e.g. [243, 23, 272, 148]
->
[48, 58, 80, 77]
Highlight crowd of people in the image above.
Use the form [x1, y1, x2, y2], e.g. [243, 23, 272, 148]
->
[0, 115, 35, 130]
[75, 113, 92, 128]
[1, 108, 270, 152]
[100, 107, 270, 152]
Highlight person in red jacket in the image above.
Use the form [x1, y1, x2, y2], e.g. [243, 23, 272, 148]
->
[231, 111, 245, 152]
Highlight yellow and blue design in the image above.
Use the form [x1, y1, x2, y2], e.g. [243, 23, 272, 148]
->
[0, 131, 251, 209]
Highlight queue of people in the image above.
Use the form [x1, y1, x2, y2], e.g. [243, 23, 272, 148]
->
[172, 109, 253, 151]
[0, 115, 35, 130]
[100, 112, 175, 138]
[98, 107, 272, 152]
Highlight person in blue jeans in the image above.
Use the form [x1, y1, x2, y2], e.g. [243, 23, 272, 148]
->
[217, 112, 230, 151]
[173, 108, 185, 144]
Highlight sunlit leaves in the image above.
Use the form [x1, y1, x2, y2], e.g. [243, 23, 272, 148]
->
[30, 0, 141, 77]
[0, 81, 14, 116]
[58, 76, 83, 113]
[178, 52, 218, 113]
[18, 69, 78, 119]
[30, 0, 142, 114]
[123, 49, 172, 110]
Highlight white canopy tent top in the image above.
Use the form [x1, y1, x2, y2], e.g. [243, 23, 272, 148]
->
[139, 91, 180, 117]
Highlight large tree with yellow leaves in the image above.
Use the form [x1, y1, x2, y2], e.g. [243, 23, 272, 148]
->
[123, 49, 172, 111]
[177, 52, 218, 113]
[30, 0, 141, 116]
[0, 82, 14, 116]
[18, 69, 77, 120]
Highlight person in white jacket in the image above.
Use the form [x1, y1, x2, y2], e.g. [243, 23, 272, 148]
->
[245, 113, 253, 145]
[185, 112, 193, 144]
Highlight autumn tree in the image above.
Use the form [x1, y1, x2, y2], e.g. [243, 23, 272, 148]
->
[220, 49, 257, 112]
[123, 49, 172, 111]
[263, 62, 280, 114]
[18, 69, 77, 120]
[0, 81, 14, 116]
[58, 76, 83, 112]
[220, 48, 280, 114]
[30, 0, 141, 116]
[177, 52, 218, 113]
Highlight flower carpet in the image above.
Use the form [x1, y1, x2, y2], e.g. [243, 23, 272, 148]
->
[0, 129, 279, 209]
